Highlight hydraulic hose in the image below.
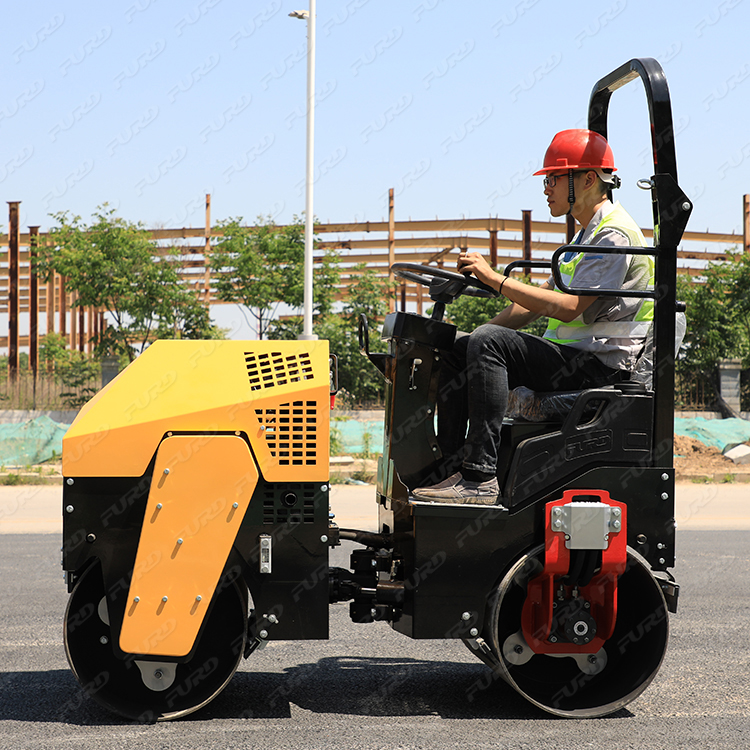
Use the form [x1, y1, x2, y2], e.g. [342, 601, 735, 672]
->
[338, 528, 393, 549]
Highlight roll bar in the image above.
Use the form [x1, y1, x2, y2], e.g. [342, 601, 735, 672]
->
[587, 58, 691, 467]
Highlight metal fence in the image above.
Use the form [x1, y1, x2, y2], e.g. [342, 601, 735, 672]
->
[0, 370, 100, 411]
[0, 363, 741, 414]
[674, 370, 718, 412]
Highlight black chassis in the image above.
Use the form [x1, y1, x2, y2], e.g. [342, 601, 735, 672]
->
[342, 57, 690, 641]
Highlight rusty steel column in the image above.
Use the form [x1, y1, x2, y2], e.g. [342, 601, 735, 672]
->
[70, 290, 77, 352]
[489, 229, 498, 267]
[522, 209, 532, 277]
[566, 213, 576, 244]
[59, 275, 67, 344]
[743, 194, 749, 253]
[204, 193, 212, 302]
[87, 307, 94, 354]
[93, 306, 99, 347]
[47, 272, 55, 336]
[29, 225, 40, 376]
[79, 304, 85, 352]
[388, 188, 395, 312]
[7, 201, 20, 382]
[46, 274, 56, 371]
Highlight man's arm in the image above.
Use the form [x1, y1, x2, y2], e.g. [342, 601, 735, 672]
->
[488, 278, 553, 329]
[459, 252, 598, 323]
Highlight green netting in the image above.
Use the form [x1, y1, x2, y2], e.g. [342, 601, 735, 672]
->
[332, 419, 384, 455]
[0, 416, 70, 466]
[674, 417, 750, 453]
[2, 414, 743, 466]
[332, 415, 750, 456]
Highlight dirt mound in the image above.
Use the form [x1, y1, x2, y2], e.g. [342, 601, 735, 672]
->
[674, 434, 735, 475]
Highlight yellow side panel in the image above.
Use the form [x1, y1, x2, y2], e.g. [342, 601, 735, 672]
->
[119, 435, 257, 658]
[244, 393, 329, 483]
[63, 339, 329, 480]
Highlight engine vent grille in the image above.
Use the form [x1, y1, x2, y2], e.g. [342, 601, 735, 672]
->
[256, 401, 318, 466]
[244, 351, 314, 391]
[262, 483, 316, 525]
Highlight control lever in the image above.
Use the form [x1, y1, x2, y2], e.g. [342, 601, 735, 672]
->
[358, 314, 391, 376]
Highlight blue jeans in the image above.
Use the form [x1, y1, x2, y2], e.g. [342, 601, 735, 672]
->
[436, 324, 624, 475]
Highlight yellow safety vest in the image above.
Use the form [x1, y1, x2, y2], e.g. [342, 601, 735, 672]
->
[543, 203, 654, 345]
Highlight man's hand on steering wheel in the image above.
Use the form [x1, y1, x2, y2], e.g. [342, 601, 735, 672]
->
[457, 251, 505, 291]
[391, 262, 499, 304]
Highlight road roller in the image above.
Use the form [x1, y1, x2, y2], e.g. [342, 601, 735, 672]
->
[61, 58, 690, 720]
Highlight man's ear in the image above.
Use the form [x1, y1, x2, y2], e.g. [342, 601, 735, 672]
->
[585, 170, 607, 197]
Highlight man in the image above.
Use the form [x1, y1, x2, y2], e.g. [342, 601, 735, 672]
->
[412, 129, 654, 504]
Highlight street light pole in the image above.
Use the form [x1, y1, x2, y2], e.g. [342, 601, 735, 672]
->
[290, 2, 317, 341]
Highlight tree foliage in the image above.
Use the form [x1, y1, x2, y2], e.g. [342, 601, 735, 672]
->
[334, 264, 394, 404]
[209, 216, 340, 339]
[269, 264, 394, 405]
[39, 332, 100, 408]
[36, 205, 219, 361]
[444, 293, 508, 332]
[676, 249, 750, 391]
[443, 274, 548, 336]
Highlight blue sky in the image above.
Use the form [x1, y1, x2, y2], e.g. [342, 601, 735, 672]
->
[3, 0, 750, 338]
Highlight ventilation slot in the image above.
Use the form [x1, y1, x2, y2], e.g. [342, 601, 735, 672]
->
[245, 351, 315, 391]
[256, 400, 318, 466]
[262, 484, 317, 525]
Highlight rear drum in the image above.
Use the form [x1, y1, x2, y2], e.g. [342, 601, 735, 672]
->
[485, 546, 669, 717]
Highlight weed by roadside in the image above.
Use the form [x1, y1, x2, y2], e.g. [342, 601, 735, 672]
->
[1, 473, 38, 486]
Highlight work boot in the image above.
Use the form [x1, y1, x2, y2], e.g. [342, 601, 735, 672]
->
[411, 473, 499, 505]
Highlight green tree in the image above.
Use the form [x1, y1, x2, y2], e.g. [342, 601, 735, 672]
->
[312, 249, 342, 318]
[444, 294, 508, 332]
[333, 264, 395, 404]
[38, 332, 68, 371]
[36, 206, 217, 361]
[443, 274, 547, 336]
[677, 254, 750, 368]
[268, 264, 394, 405]
[722, 249, 750, 360]
[39, 332, 100, 408]
[210, 216, 337, 339]
[155, 288, 226, 341]
[675, 249, 750, 406]
[342, 263, 392, 323]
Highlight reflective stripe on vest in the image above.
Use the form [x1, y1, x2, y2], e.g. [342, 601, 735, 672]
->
[543, 203, 654, 345]
[553, 321, 652, 340]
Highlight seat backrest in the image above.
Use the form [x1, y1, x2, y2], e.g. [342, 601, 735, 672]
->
[630, 312, 687, 391]
[503, 385, 654, 507]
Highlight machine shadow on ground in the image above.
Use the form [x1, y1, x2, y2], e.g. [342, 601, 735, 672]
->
[0, 658, 634, 725]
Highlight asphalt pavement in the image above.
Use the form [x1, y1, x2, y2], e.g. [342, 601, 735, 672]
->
[0, 482, 748, 749]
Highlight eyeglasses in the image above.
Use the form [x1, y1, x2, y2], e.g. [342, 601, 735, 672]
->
[543, 171, 589, 189]
[543, 174, 564, 189]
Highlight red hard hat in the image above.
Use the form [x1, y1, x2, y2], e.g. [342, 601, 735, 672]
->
[533, 129, 616, 175]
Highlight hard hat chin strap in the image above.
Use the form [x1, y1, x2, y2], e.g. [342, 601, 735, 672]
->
[567, 169, 576, 215]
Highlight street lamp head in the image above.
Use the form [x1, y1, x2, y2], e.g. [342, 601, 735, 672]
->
[289, 10, 309, 19]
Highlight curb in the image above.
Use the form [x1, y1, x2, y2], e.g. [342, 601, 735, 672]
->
[675, 472, 750, 483]
[3, 469, 748, 487]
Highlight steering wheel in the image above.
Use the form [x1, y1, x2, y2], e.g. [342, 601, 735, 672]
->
[391, 262, 499, 304]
